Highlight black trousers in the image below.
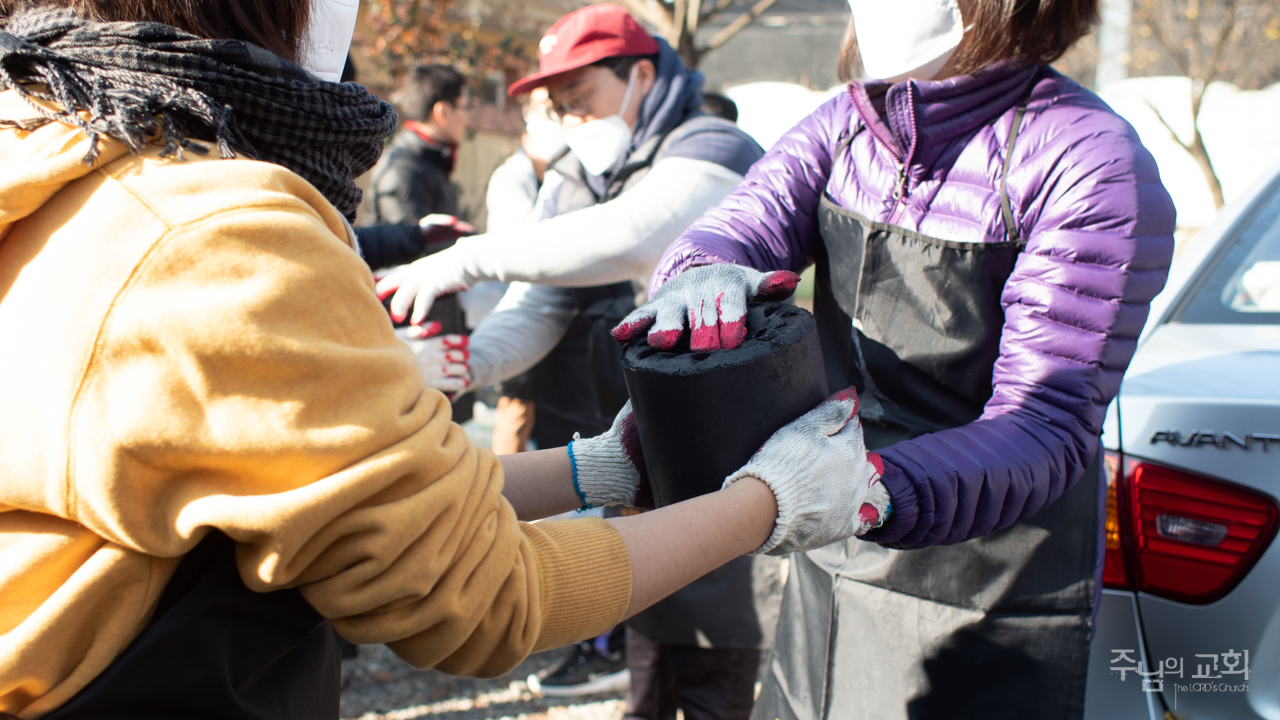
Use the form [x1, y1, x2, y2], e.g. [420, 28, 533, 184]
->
[625, 628, 760, 720]
[44, 532, 341, 720]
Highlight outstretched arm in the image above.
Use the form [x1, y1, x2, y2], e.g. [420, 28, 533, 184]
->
[378, 157, 745, 325]
[501, 445, 779, 619]
[648, 94, 852, 294]
[466, 283, 578, 390]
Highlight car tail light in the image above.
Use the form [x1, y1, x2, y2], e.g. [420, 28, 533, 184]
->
[1102, 451, 1279, 604]
[1102, 451, 1131, 588]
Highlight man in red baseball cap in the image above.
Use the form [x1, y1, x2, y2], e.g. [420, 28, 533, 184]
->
[508, 4, 659, 96]
[376, 10, 773, 716]
[507, 5, 661, 177]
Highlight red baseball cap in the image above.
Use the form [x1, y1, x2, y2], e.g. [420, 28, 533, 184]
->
[507, 5, 659, 97]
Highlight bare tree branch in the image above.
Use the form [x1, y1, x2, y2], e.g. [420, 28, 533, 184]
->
[1146, 98, 1193, 153]
[699, 0, 741, 25]
[1203, 1, 1239, 86]
[1146, 95, 1226, 208]
[1187, 0, 1202, 77]
[687, 0, 703, 36]
[1141, 9, 1194, 76]
[703, 0, 781, 51]
[669, 0, 688, 46]
[610, 0, 673, 35]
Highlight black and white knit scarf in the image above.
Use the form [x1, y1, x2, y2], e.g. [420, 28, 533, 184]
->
[0, 9, 397, 220]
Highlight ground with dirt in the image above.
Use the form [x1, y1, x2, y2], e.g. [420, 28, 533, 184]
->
[341, 644, 626, 720]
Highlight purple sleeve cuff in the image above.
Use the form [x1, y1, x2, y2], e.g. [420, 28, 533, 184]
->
[858, 458, 920, 547]
[649, 245, 740, 296]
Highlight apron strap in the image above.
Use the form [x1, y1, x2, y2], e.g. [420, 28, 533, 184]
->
[999, 68, 1043, 244]
[836, 122, 864, 155]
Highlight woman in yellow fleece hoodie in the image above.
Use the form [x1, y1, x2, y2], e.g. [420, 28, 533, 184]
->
[0, 1, 880, 717]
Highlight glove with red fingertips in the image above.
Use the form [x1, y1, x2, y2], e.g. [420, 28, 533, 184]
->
[568, 401, 654, 509]
[376, 247, 473, 326]
[723, 387, 891, 556]
[396, 329, 472, 396]
[611, 264, 800, 352]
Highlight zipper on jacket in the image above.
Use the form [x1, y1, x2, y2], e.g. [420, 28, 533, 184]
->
[889, 160, 908, 224]
[887, 83, 919, 226]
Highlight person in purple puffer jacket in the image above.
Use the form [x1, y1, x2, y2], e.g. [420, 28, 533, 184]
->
[613, 0, 1176, 718]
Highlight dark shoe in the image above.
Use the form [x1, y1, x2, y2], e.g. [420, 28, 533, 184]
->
[529, 641, 630, 696]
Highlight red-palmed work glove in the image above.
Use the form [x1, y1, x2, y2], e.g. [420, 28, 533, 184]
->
[377, 247, 473, 327]
[375, 215, 478, 327]
[567, 401, 654, 509]
[724, 388, 891, 556]
[396, 328, 471, 397]
[611, 264, 800, 352]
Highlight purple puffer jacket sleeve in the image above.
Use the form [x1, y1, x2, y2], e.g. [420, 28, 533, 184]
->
[653, 70, 1176, 549]
[646, 96, 847, 296]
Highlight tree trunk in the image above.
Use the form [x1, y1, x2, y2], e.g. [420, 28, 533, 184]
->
[1188, 136, 1226, 208]
[1189, 80, 1226, 209]
[676, 34, 701, 67]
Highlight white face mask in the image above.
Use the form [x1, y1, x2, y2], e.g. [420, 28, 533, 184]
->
[563, 66, 638, 177]
[848, 0, 966, 83]
[300, 0, 360, 82]
[525, 119, 567, 160]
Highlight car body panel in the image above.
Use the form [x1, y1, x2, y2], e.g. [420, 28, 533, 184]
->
[1117, 326, 1280, 719]
[1119, 324, 1280, 496]
[1087, 163, 1280, 720]
[1084, 590, 1162, 720]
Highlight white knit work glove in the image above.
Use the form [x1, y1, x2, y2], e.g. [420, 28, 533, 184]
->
[377, 244, 475, 326]
[611, 263, 800, 352]
[396, 328, 472, 396]
[566, 401, 654, 508]
[725, 388, 892, 556]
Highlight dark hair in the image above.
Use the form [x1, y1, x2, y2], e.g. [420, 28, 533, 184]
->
[1, 0, 312, 63]
[701, 92, 738, 123]
[398, 64, 467, 123]
[592, 54, 659, 81]
[341, 56, 358, 84]
[837, 0, 1099, 83]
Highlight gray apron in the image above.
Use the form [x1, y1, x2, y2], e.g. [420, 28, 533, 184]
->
[753, 78, 1102, 720]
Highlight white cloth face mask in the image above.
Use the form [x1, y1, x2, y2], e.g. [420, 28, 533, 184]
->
[301, 0, 360, 82]
[848, 0, 965, 83]
[563, 65, 638, 177]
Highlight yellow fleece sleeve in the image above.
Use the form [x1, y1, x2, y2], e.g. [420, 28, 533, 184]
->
[72, 198, 631, 676]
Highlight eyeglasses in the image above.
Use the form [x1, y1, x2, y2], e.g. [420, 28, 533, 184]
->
[548, 73, 608, 121]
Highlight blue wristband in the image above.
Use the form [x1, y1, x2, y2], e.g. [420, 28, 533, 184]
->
[566, 441, 594, 511]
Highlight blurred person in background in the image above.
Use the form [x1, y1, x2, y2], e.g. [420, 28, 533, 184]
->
[0, 1, 875, 717]
[355, 63, 469, 271]
[376, 6, 778, 716]
[700, 92, 738, 124]
[378, 3, 760, 464]
[614, 0, 1176, 718]
[485, 88, 565, 234]
[483, 87, 571, 455]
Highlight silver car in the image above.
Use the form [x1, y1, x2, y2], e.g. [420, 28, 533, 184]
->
[1084, 164, 1280, 720]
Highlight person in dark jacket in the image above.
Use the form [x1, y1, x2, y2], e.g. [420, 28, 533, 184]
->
[356, 64, 469, 270]
[614, 1, 1177, 719]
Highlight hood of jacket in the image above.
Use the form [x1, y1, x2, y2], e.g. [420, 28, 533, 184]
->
[629, 37, 706, 155]
[0, 92, 131, 244]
